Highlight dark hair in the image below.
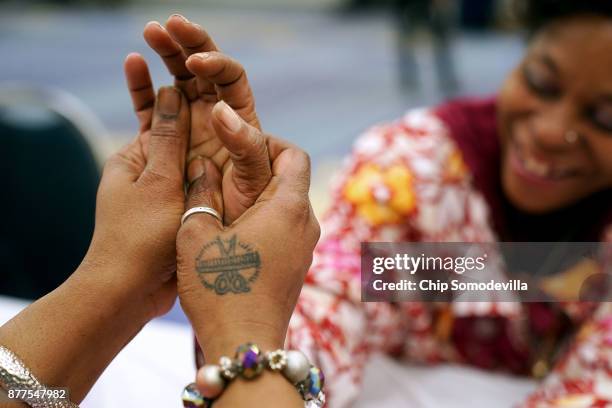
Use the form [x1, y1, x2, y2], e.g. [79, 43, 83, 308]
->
[519, 0, 612, 33]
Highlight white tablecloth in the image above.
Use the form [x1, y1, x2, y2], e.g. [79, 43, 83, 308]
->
[0, 296, 536, 407]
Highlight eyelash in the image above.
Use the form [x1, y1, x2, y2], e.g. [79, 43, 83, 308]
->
[523, 67, 560, 100]
[521, 66, 612, 134]
[586, 108, 612, 133]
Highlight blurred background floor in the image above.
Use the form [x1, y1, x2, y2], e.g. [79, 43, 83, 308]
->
[0, 2, 523, 164]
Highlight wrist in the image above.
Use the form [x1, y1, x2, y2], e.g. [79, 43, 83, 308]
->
[70, 255, 152, 326]
[85, 233, 178, 320]
[214, 371, 303, 408]
[193, 320, 286, 363]
[0, 258, 152, 402]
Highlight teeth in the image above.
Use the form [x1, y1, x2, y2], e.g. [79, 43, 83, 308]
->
[523, 156, 550, 177]
[514, 143, 578, 180]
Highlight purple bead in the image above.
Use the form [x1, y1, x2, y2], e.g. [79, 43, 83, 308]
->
[235, 343, 263, 379]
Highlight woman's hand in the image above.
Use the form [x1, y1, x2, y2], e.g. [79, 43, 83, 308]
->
[175, 112, 320, 362]
[127, 14, 271, 225]
[85, 83, 190, 320]
[0, 85, 191, 404]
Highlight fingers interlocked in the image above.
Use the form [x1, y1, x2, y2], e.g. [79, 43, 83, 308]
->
[143, 14, 260, 129]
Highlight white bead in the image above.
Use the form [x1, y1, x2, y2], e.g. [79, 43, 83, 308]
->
[219, 356, 237, 380]
[282, 350, 310, 384]
[196, 364, 226, 398]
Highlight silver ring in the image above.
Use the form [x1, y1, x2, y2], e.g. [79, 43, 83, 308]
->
[565, 130, 579, 144]
[181, 206, 222, 225]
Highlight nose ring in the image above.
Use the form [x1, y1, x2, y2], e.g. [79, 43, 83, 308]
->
[565, 130, 579, 144]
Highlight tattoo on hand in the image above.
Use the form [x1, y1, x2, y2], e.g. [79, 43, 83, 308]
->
[195, 235, 261, 295]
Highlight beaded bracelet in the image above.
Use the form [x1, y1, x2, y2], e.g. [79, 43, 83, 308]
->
[181, 343, 325, 408]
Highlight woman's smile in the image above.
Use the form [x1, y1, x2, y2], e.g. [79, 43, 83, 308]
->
[507, 136, 583, 188]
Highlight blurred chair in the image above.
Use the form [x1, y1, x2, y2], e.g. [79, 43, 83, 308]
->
[0, 83, 107, 300]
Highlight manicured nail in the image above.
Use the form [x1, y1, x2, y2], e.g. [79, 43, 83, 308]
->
[125, 52, 141, 62]
[218, 101, 241, 133]
[192, 52, 210, 60]
[158, 87, 181, 116]
[147, 21, 164, 29]
[188, 157, 205, 184]
[171, 13, 188, 23]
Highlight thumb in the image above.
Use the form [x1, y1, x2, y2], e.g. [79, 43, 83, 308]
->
[141, 86, 190, 182]
[211, 101, 271, 198]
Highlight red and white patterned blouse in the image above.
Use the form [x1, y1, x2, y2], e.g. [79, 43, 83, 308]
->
[285, 101, 612, 407]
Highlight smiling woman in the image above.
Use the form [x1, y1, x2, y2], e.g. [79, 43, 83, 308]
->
[275, 1, 612, 406]
[499, 11, 612, 213]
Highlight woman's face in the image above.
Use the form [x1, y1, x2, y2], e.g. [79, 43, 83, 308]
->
[498, 15, 612, 213]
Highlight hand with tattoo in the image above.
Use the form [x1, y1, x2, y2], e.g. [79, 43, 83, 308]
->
[123, 13, 271, 226]
[175, 113, 320, 363]
[124, 11, 321, 364]
[86, 84, 189, 320]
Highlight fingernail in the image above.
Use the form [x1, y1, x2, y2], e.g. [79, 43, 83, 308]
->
[147, 21, 164, 29]
[192, 52, 209, 60]
[125, 52, 141, 62]
[158, 87, 181, 116]
[171, 13, 188, 23]
[218, 101, 242, 133]
[188, 157, 205, 184]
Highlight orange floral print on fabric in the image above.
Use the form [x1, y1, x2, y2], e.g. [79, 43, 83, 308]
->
[343, 163, 416, 226]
